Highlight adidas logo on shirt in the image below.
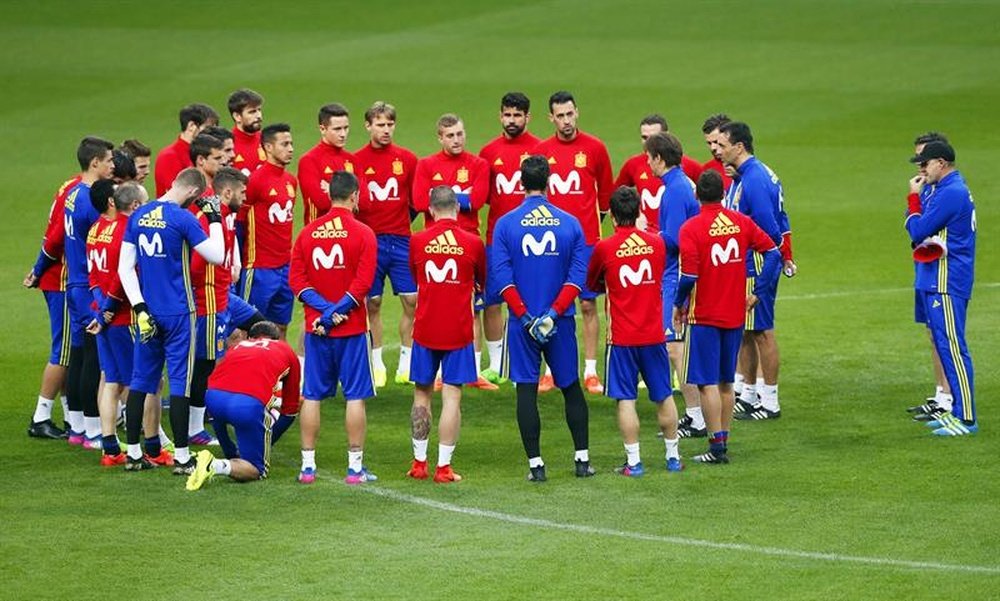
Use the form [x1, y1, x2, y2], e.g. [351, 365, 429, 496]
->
[709, 212, 741, 237]
[616, 232, 654, 258]
[311, 216, 349, 239]
[520, 205, 560, 227]
[137, 205, 167, 229]
[424, 229, 465, 255]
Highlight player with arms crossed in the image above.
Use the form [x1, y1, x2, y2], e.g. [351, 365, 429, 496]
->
[674, 171, 780, 464]
[406, 187, 486, 483]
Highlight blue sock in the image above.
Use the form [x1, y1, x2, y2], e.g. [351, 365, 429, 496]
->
[709, 431, 727, 455]
[102, 435, 121, 455]
[144, 436, 161, 457]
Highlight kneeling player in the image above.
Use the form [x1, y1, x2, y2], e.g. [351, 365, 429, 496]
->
[587, 187, 681, 475]
[674, 171, 780, 464]
[186, 322, 300, 490]
[406, 187, 486, 483]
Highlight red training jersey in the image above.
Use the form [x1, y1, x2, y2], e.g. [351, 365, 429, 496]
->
[478, 132, 541, 244]
[189, 203, 236, 315]
[532, 131, 614, 245]
[243, 162, 297, 269]
[409, 220, 486, 350]
[586, 226, 666, 346]
[232, 127, 265, 176]
[701, 158, 733, 190]
[289, 206, 377, 339]
[37, 175, 81, 292]
[411, 150, 489, 234]
[354, 142, 418, 237]
[678, 204, 778, 329]
[154, 137, 192, 197]
[614, 154, 665, 234]
[85, 214, 131, 326]
[208, 337, 301, 416]
[298, 141, 365, 226]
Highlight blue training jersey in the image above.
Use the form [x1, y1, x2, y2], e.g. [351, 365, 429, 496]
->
[491, 194, 587, 317]
[63, 181, 99, 288]
[658, 167, 700, 284]
[727, 156, 788, 276]
[906, 170, 976, 299]
[124, 199, 208, 316]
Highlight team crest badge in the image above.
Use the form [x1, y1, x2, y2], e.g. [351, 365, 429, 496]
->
[574, 152, 587, 168]
[344, 161, 354, 173]
[257, 147, 267, 161]
[392, 159, 404, 175]
[286, 183, 295, 197]
[456, 167, 469, 184]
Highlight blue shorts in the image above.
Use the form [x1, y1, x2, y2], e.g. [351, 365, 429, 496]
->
[66, 286, 92, 347]
[130, 312, 196, 396]
[605, 343, 672, 402]
[661, 274, 684, 343]
[686, 324, 742, 386]
[97, 324, 135, 385]
[370, 234, 416, 297]
[484, 244, 503, 306]
[410, 341, 477, 386]
[225, 292, 259, 337]
[239, 264, 293, 325]
[914, 289, 927, 325]
[205, 389, 271, 477]
[196, 312, 231, 361]
[578, 244, 599, 301]
[43, 290, 71, 366]
[302, 333, 375, 401]
[745, 270, 778, 332]
[502, 315, 578, 388]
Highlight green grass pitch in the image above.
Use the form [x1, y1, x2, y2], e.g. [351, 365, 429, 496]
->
[1, 1, 998, 599]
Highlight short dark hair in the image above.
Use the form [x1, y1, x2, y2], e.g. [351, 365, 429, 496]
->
[364, 101, 396, 124]
[174, 168, 208, 197]
[261, 123, 291, 147]
[318, 103, 349, 124]
[914, 131, 949, 147]
[77, 136, 114, 170]
[548, 90, 575, 112]
[329, 171, 358, 201]
[696, 170, 725, 203]
[609, 186, 640, 226]
[501, 92, 530, 112]
[520, 155, 550, 192]
[640, 114, 668, 130]
[178, 103, 217, 132]
[644, 132, 683, 167]
[248, 320, 280, 340]
[701, 113, 731, 134]
[213, 167, 248, 192]
[189, 134, 224, 164]
[429, 186, 457, 212]
[113, 182, 146, 211]
[112, 150, 137, 181]
[203, 125, 233, 142]
[89, 179, 116, 215]
[720, 121, 754, 154]
[119, 139, 150, 158]
[228, 88, 264, 117]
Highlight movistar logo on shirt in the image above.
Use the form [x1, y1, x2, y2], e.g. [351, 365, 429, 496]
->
[137, 206, 167, 229]
[424, 229, 464, 255]
[520, 205, 560, 227]
[709, 212, 740, 237]
[312, 217, 348, 239]
[425, 258, 458, 283]
[616, 232, 654, 258]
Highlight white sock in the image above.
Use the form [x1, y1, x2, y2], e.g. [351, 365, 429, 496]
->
[372, 347, 385, 370]
[174, 446, 190, 464]
[68, 410, 84, 433]
[475, 352, 483, 371]
[756, 377, 765, 389]
[60, 396, 69, 422]
[664, 437, 680, 460]
[760, 384, 779, 411]
[937, 392, 953, 411]
[687, 405, 705, 429]
[574, 449, 589, 462]
[528, 456, 544, 468]
[741, 383, 757, 405]
[301, 449, 316, 469]
[127, 443, 142, 460]
[348, 450, 363, 472]
[487, 339, 503, 372]
[412, 438, 428, 462]
[398, 346, 412, 373]
[544, 365, 552, 377]
[158, 426, 172, 447]
[624, 442, 640, 466]
[734, 373, 745, 396]
[584, 359, 597, 377]
[189, 406, 206, 435]
[438, 443, 455, 467]
[213, 459, 232, 476]
[297, 356, 305, 391]
[84, 416, 101, 438]
[33, 396, 54, 423]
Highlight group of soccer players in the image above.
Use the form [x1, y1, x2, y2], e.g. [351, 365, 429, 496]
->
[26, 85, 860, 490]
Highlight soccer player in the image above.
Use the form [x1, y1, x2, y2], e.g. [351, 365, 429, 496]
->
[716, 121, 796, 420]
[674, 170, 781, 464]
[905, 132, 953, 418]
[299, 103, 364, 225]
[644, 132, 704, 438]
[238, 123, 297, 338]
[532, 91, 614, 394]
[85, 181, 145, 465]
[191, 133, 226, 194]
[118, 168, 225, 473]
[186, 321, 300, 490]
[154, 103, 218, 196]
[478, 92, 540, 384]
[63, 138, 115, 447]
[586, 187, 681, 475]
[700, 114, 733, 190]
[289, 171, 378, 484]
[355, 101, 419, 386]
[904, 140, 978, 436]
[118, 139, 151, 184]
[492, 155, 593, 482]
[203, 126, 236, 167]
[406, 186, 486, 483]
[228, 88, 265, 176]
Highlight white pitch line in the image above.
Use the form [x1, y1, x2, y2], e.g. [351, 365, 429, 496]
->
[778, 281, 999, 302]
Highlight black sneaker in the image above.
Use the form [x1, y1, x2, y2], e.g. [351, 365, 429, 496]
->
[907, 398, 939, 415]
[62, 421, 72, 437]
[27, 419, 66, 440]
[574, 459, 595, 478]
[733, 398, 757, 415]
[678, 424, 707, 438]
[735, 405, 781, 420]
[692, 450, 729, 464]
[913, 406, 949, 422]
[172, 457, 197, 476]
[527, 465, 547, 482]
[125, 455, 157, 471]
[678, 414, 693, 429]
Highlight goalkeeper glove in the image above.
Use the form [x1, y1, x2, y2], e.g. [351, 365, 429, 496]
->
[529, 308, 558, 344]
[196, 196, 222, 224]
[518, 313, 535, 333]
[133, 303, 158, 343]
